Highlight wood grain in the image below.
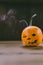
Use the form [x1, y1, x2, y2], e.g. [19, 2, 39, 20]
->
[0, 41, 43, 65]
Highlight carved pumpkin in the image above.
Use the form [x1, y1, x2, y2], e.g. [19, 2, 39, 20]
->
[21, 14, 43, 46]
[21, 26, 42, 46]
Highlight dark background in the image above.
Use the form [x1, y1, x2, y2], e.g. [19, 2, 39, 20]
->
[0, 1, 43, 40]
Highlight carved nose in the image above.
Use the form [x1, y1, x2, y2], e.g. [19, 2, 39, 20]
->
[27, 38, 31, 40]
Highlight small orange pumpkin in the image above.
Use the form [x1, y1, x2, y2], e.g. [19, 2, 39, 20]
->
[21, 14, 43, 46]
[21, 26, 42, 46]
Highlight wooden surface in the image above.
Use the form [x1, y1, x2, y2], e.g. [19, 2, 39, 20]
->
[0, 41, 43, 65]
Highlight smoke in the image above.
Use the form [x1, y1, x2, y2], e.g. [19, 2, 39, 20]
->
[0, 9, 16, 21]
[0, 9, 17, 36]
[7, 9, 16, 15]
[1, 15, 7, 21]
[31, 14, 37, 18]
[29, 14, 37, 26]
[5, 9, 16, 27]
[19, 19, 28, 26]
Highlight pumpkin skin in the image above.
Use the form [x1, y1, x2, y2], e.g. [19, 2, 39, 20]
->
[42, 34, 43, 41]
[21, 26, 42, 46]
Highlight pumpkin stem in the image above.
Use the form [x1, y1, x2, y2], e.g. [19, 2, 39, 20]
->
[29, 14, 37, 26]
[19, 19, 28, 26]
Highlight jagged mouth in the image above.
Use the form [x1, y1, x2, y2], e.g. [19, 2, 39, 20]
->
[28, 40, 37, 44]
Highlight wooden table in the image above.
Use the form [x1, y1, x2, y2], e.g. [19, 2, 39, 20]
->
[0, 41, 43, 65]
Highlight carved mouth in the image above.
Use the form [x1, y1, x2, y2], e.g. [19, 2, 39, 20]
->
[32, 40, 37, 44]
[28, 40, 37, 44]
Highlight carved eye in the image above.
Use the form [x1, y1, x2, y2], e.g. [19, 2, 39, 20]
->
[32, 34, 36, 36]
[27, 38, 31, 40]
[23, 35, 27, 38]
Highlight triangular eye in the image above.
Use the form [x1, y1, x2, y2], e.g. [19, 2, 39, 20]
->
[32, 34, 36, 36]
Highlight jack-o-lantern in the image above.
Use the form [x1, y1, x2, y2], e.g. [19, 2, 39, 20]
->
[20, 14, 43, 46]
[21, 26, 42, 46]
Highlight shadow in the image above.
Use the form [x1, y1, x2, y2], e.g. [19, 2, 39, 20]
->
[21, 46, 43, 50]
